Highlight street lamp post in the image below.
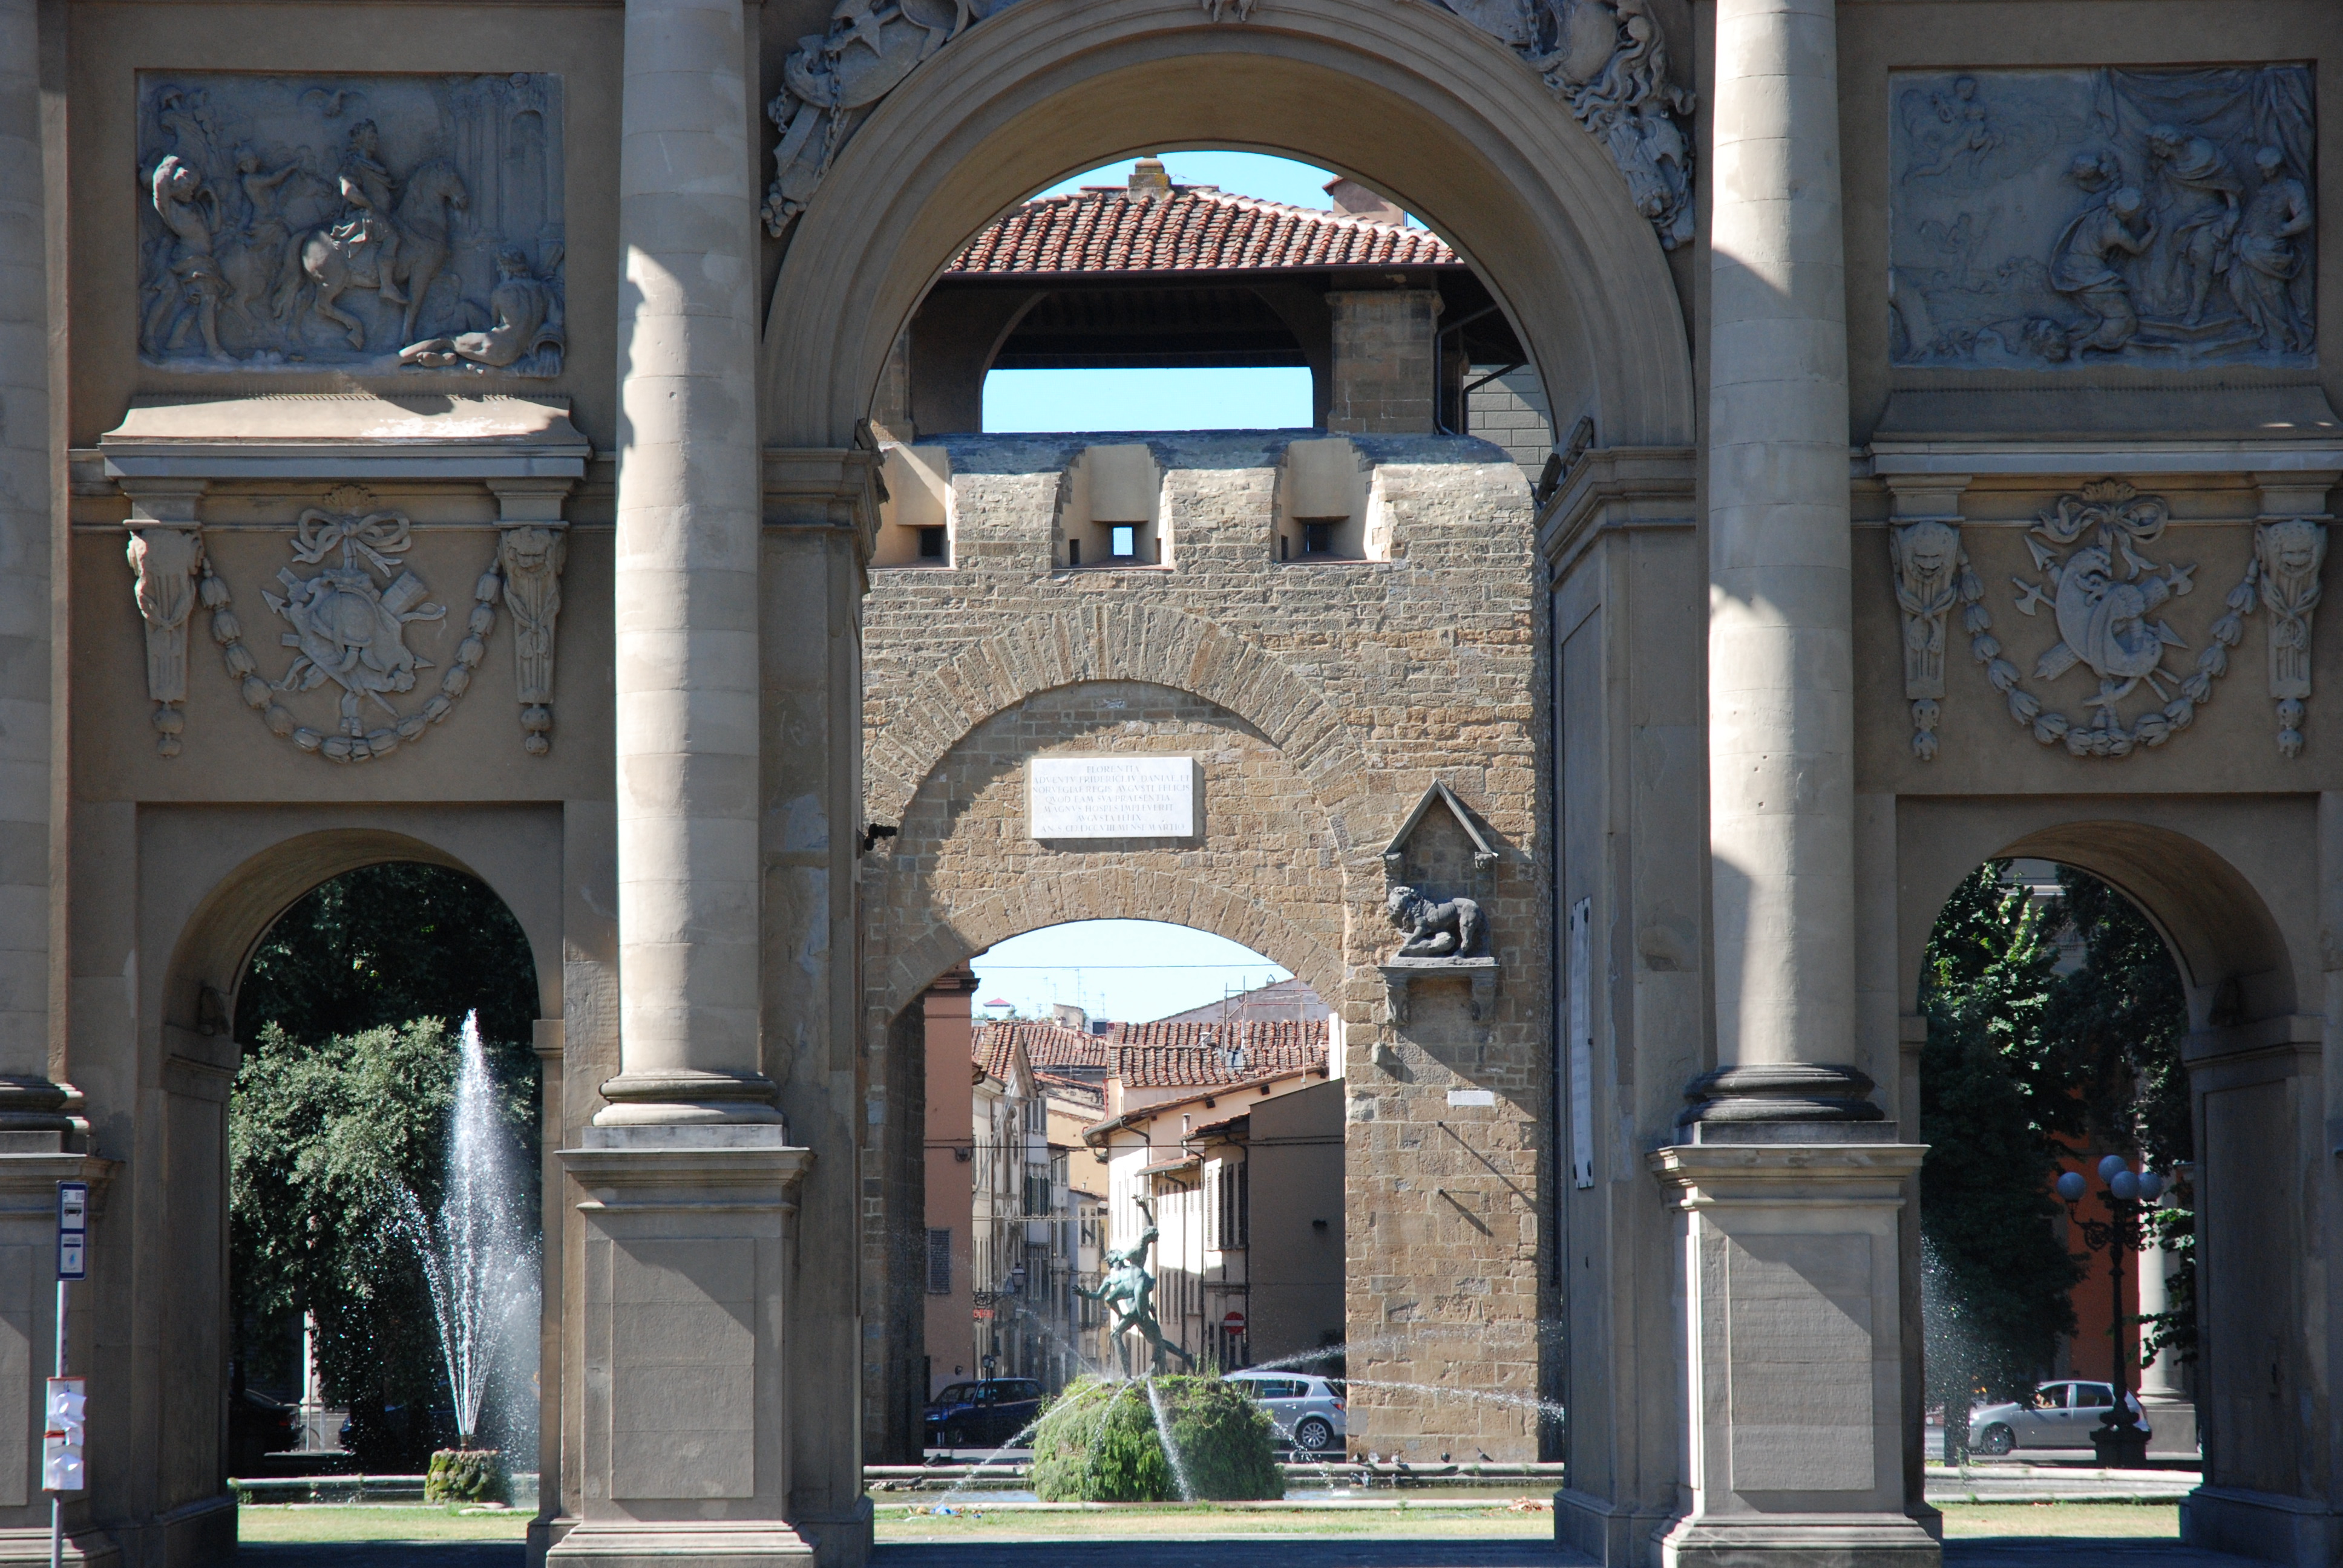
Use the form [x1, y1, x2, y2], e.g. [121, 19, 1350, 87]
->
[2056, 1155, 2166, 1469]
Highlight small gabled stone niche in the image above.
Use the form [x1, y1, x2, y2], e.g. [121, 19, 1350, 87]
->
[1378, 780, 1501, 1024]
[873, 443, 954, 567]
[1275, 437, 1390, 563]
[1061, 443, 1164, 568]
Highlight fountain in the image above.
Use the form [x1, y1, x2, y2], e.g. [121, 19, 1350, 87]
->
[390, 1011, 537, 1503]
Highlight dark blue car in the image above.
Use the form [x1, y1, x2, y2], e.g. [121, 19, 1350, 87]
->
[923, 1377, 1043, 1451]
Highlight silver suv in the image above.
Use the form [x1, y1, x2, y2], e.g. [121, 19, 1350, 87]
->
[1224, 1370, 1346, 1453]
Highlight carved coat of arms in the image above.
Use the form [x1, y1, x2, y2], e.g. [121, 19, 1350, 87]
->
[124, 485, 569, 763]
[1894, 479, 2328, 760]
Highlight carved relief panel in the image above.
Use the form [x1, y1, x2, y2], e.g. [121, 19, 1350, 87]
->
[137, 73, 565, 374]
[1889, 65, 2314, 370]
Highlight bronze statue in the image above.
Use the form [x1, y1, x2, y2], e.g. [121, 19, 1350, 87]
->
[1078, 1198, 1193, 1374]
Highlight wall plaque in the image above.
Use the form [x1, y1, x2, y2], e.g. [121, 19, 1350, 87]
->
[1027, 757, 1199, 840]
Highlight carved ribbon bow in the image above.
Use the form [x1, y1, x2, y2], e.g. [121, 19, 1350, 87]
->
[289, 508, 413, 575]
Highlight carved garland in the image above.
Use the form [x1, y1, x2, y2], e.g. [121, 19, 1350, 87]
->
[1895, 480, 2325, 761]
[128, 488, 565, 763]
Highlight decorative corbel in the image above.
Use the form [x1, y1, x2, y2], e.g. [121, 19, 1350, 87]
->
[1882, 474, 1970, 762]
[119, 479, 209, 758]
[2255, 517, 2327, 758]
[488, 479, 573, 756]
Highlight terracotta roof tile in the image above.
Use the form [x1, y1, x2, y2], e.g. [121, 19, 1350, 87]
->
[972, 1021, 1111, 1074]
[1110, 1019, 1329, 1088]
[948, 186, 1458, 277]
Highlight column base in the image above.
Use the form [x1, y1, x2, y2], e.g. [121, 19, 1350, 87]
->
[1554, 1487, 1676, 1564]
[2183, 1485, 2343, 1567]
[1659, 1512, 1941, 1567]
[545, 1520, 814, 1567]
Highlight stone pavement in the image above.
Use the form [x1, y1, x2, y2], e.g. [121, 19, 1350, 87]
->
[223, 1532, 2276, 1568]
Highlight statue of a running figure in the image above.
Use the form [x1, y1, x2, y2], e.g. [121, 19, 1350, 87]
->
[1078, 1198, 1193, 1374]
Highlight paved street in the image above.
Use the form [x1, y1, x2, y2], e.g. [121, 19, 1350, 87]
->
[224, 1526, 2279, 1568]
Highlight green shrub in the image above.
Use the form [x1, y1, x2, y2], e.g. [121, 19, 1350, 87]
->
[1029, 1376, 1280, 1501]
[424, 1448, 510, 1504]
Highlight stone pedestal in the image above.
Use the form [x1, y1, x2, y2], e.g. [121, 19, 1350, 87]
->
[1649, 1141, 1938, 1568]
[547, 1129, 815, 1568]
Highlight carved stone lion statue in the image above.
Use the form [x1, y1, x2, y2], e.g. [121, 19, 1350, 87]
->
[1387, 884, 1487, 959]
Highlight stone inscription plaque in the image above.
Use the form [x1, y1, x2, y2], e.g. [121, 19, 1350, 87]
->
[1029, 757, 1198, 840]
[137, 72, 565, 376]
[1890, 64, 2314, 369]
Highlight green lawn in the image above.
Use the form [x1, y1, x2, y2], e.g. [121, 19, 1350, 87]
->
[1939, 1502, 2179, 1539]
[237, 1505, 531, 1543]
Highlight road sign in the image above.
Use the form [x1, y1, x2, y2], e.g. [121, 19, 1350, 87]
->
[43, 1379, 85, 1492]
[55, 1183, 86, 1282]
[971, 1307, 994, 1321]
[1222, 1310, 1246, 1331]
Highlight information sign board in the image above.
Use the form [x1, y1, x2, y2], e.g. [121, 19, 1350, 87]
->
[1027, 757, 1199, 840]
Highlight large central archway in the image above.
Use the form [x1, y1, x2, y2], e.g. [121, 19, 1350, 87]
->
[762, 0, 1694, 449]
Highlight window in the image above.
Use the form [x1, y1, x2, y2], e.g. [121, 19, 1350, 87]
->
[1212, 1158, 1250, 1250]
[1024, 1171, 1050, 1218]
[1068, 538, 1081, 566]
[1303, 520, 1335, 555]
[918, 525, 946, 560]
[926, 1228, 952, 1295]
[1111, 525, 1136, 560]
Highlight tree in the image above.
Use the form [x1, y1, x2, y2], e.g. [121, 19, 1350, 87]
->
[1918, 863, 2083, 1461]
[2043, 868, 2195, 1369]
[228, 863, 539, 1469]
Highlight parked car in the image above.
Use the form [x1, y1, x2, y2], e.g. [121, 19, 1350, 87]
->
[1967, 1380, 2148, 1454]
[228, 1390, 298, 1476]
[1224, 1370, 1346, 1453]
[923, 1377, 1045, 1451]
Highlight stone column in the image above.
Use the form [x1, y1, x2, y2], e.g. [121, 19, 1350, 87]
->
[1698, 0, 1868, 1122]
[599, 0, 776, 1129]
[552, 1, 814, 1561]
[0, 0, 61, 1144]
[1658, 3, 1936, 1563]
[2135, 1208, 2197, 1456]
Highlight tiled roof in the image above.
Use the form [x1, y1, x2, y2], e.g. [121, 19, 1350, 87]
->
[974, 1021, 1112, 1073]
[947, 186, 1458, 276]
[972, 1030, 1024, 1085]
[1036, 1071, 1106, 1111]
[1111, 1019, 1329, 1088]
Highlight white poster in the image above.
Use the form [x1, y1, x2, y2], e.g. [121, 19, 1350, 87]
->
[1029, 757, 1198, 839]
[1567, 897, 1594, 1189]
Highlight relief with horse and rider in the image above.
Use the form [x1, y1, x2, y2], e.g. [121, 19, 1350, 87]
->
[136, 73, 565, 376]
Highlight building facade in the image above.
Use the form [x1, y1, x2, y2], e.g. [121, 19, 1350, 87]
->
[4, 3, 2343, 1568]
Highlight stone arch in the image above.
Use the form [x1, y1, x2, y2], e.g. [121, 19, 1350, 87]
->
[874, 866, 1348, 1024]
[762, 0, 1694, 448]
[863, 602, 1376, 832]
[158, 820, 562, 1041]
[1900, 805, 2305, 1033]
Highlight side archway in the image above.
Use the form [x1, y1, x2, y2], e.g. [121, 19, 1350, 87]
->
[1898, 803, 2307, 1031]
[762, 0, 1695, 448]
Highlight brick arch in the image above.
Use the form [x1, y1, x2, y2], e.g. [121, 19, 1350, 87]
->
[863, 603, 1375, 831]
[874, 865, 1350, 1026]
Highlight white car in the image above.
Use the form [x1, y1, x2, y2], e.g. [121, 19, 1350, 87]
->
[1224, 1370, 1346, 1453]
[1967, 1380, 2148, 1454]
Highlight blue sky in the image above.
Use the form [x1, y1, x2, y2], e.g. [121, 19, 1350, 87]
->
[971, 920, 1293, 1024]
[982, 152, 1381, 435]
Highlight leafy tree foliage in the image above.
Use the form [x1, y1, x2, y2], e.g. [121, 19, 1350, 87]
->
[228, 863, 539, 1469]
[2045, 867, 2196, 1369]
[1919, 864, 2083, 1459]
[1919, 860, 2195, 1460]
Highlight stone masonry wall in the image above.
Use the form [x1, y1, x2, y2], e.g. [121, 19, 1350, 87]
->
[856, 431, 1548, 1459]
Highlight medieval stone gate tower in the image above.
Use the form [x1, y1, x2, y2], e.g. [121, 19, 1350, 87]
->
[2, 3, 2341, 1568]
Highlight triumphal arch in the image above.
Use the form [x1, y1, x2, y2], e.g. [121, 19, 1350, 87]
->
[4, 0, 2342, 1565]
